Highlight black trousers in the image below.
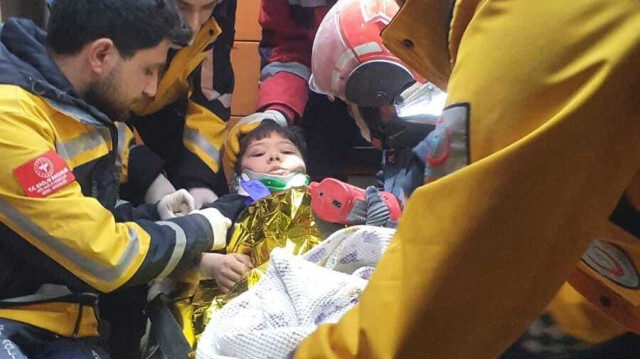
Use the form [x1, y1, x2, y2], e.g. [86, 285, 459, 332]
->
[99, 285, 148, 359]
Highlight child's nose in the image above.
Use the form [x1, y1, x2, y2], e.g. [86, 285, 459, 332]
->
[268, 153, 282, 163]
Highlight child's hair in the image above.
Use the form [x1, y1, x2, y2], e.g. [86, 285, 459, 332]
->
[235, 119, 307, 174]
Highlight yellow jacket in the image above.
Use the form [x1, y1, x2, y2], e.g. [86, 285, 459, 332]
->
[295, 0, 640, 357]
[0, 19, 221, 338]
[130, 7, 235, 193]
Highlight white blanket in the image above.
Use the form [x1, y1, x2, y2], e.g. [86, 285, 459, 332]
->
[196, 226, 395, 359]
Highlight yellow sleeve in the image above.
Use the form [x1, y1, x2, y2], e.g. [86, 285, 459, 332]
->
[0, 101, 214, 293]
[295, 0, 640, 357]
[182, 98, 228, 174]
[0, 106, 151, 292]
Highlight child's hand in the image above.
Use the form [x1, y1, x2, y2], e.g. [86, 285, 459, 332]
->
[199, 253, 253, 293]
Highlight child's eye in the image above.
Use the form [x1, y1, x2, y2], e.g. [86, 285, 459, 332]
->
[282, 150, 294, 155]
[250, 152, 265, 157]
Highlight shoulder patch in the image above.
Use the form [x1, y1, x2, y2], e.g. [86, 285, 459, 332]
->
[13, 150, 75, 198]
[582, 240, 639, 289]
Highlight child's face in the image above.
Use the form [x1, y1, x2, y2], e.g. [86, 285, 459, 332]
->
[240, 133, 306, 176]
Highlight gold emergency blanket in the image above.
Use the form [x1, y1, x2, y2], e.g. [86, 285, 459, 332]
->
[191, 187, 323, 337]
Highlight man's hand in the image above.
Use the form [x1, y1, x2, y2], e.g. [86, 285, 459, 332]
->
[157, 189, 196, 220]
[145, 174, 176, 204]
[199, 253, 253, 293]
[223, 110, 287, 174]
[189, 187, 219, 209]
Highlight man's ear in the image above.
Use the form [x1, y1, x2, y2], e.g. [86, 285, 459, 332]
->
[86, 38, 118, 76]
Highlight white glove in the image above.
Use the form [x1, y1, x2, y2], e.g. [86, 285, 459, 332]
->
[144, 174, 176, 204]
[190, 207, 232, 250]
[241, 109, 288, 127]
[157, 189, 196, 220]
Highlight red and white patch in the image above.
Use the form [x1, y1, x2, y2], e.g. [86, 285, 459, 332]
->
[34, 157, 55, 178]
[582, 240, 639, 289]
[13, 150, 75, 198]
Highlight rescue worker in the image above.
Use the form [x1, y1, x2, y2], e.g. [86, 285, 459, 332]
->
[224, 0, 440, 187]
[292, 0, 640, 357]
[308, 2, 640, 357]
[0, 0, 234, 357]
[38, 1, 176, 212]
[129, 0, 237, 208]
[223, 0, 362, 183]
[307, 0, 444, 201]
[101, 2, 238, 356]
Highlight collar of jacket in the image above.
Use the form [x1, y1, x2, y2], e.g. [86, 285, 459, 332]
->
[382, 0, 483, 91]
[213, 0, 231, 21]
[0, 18, 113, 128]
[131, 18, 222, 116]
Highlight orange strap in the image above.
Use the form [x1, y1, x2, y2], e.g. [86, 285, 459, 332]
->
[568, 268, 640, 334]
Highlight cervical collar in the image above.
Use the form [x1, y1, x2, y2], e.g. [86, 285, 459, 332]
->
[232, 169, 310, 195]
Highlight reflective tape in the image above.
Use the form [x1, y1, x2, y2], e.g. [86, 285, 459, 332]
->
[0, 199, 141, 288]
[261, 61, 311, 82]
[183, 128, 221, 164]
[0, 284, 72, 304]
[155, 221, 187, 279]
[55, 128, 107, 162]
[354, 42, 383, 56]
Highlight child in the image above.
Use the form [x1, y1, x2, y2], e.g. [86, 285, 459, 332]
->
[143, 120, 313, 358]
[232, 119, 309, 194]
[201, 118, 402, 292]
[198, 119, 310, 292]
